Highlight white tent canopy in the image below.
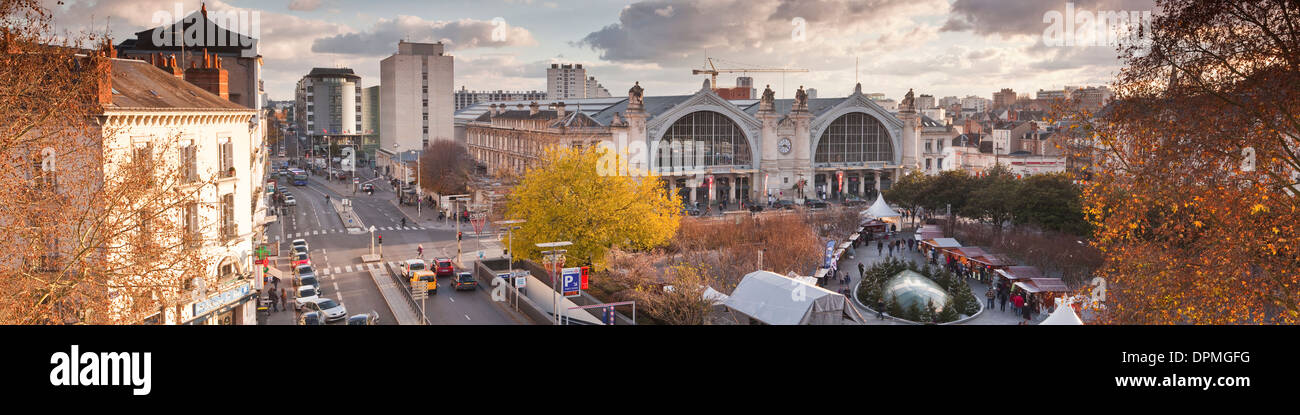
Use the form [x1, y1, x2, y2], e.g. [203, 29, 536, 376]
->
[861, 192, 901, 219]
[723, 271, 865, 325]
[1040, 298, 1084, 325]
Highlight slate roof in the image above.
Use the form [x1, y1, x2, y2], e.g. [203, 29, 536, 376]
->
[106, 58, 250, 111]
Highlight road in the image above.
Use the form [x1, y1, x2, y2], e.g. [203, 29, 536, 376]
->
[266, 157, 524, 325]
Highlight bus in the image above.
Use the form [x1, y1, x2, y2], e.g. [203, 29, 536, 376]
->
[290, 169, 308, 186]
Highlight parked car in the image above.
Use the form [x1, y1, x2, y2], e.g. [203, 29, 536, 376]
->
[805, 199, 828, 209]
[843, 195, 867, 207]
[302, 298, 347, 322]
[294, 285, 319, 311]
[774, 200, 797, 210]
[434, 259, 455, 279]
[452, 272, 477, 291]
[284, 195, 297, 206]
[400, 259, 427, 279]
[346, 311, 380, 325]
[292, 252, 310, 268]
[292, 245, 309, 256]
[299, 311, 324, 326]
[361, 183, 374, 192]
[291, 239, 308, 251]
[748, 204, 764, 213]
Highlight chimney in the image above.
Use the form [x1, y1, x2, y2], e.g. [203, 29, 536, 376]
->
[528, 101, 540, 116]
[554, 101, 566, 118]
[184, 48, 229, 100]
[154, 53, 184, 79]
[488, 104, 498, 116]
[516, 103, 525, 111]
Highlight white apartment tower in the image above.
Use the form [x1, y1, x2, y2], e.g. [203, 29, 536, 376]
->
[548, 63, 586, 99]
[381, 41, 454, 152]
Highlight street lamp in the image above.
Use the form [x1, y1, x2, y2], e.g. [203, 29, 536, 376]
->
[536, 241, 572, 325]
[497, 219, 525, 311]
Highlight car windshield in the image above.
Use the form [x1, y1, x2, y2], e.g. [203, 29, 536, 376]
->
[297, 253, 308, 260]
[438, 261, 451, 268]
[459, 274, 474, 282]
[317, 299, 339, 309]
[410, 263, 425, 271]
[299, 287, 316, 297]
[297, 266, 313, 274]
[303, 314, 320, 324]
[301, 276, 317, 286]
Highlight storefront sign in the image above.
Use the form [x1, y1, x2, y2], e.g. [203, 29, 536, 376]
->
[192, 282, 251, 317]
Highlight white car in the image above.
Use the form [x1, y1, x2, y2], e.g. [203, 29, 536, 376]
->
[291, 239, 308, 251]
[400, 259, 427, 279]
[292, 245, 309, 256]
[303, 298, 347, 322]
[295, 285, 319, 311]
[284, 195, 296, 206]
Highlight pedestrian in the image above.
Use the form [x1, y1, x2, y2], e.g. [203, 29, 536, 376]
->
[876, 299, 885, 319]
[887, 241, 894, 257]
[280, 288, 288, 311]
[858, 263, 865, 279]
[1012, 293, 1025, 317]
[269, 291, 278, 312]
[877, 240, 883, 256]
[998, 288, 1008, 312]
[272, 275, 280, 291]
[986, 287, 995, 309]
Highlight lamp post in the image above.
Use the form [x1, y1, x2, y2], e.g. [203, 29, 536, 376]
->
[496, 219, 525, 311]
[536, 241, 572, 325]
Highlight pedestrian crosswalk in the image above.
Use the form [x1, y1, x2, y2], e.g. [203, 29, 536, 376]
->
[271, 226, 427, 242]
[313, 261, 437, 276]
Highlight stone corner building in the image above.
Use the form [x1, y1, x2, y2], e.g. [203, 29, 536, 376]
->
[460, 80, 928, 207]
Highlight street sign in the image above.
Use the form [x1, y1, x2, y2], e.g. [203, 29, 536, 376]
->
[470, 212, 488, 235]
[515, 276, 527, 289]
[561, 267, 582, 297]
[411, 281, 428, 300]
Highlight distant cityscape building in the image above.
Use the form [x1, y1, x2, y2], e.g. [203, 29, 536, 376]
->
[295, 68, 364, 170]
[915, 94, 935, 110]
[992, 88, 1017, 109]
[586, 76, 612, 98]
[380, 41, 454, 155]
[454, 86, 548, 111]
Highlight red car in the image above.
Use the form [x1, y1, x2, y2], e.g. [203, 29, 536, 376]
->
[292, 252, 310, 268]
[435, 259, 455, 278]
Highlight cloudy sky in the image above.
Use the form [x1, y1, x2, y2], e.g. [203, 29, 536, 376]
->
[49, 0, 1157, 102]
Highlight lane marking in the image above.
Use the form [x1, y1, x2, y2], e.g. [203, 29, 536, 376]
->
[464, 314, 471, 321]
[333, 267, 341, 274]
[344, 265, 353, 273]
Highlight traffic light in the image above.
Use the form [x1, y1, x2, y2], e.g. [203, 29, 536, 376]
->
[457, 232, 462, 241]
[377, 235, 383, 245]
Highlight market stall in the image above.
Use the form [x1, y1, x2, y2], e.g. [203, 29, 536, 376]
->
[918, 237, 962, 264]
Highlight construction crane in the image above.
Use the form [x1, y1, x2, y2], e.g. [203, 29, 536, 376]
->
[692, 57, 809, 89]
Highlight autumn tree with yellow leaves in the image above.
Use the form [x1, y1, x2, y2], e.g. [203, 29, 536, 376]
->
[1074, 0, 1300, 324]
[505, 146, 681, 270]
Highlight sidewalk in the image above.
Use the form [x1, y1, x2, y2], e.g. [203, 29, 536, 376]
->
[832, 231, 1047, 325]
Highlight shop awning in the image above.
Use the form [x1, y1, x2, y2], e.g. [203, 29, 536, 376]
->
[1029, 278, 1070, 292]
[922, 238, 962, 249]
[1013, 281, 1042, 293]
[849, 233, 860, 241]
[838, 242, 852, 250]
[997, 266, 1044, 281]
[953, 247, 988, 259]
[971, 254, 1014, 267]
[915, 231, 944, 241]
